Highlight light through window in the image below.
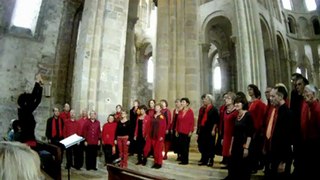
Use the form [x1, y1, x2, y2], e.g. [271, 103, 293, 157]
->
[305, 0, 317, 11]
[282, 0, 292, 10]
[10, 0, 43, 35]
[213, 66, 221, 90]
[147, 57, 154, 83]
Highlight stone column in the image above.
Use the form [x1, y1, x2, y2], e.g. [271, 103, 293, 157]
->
[155, 0, 199, 109]
[72, 0, 102, 114]
[154, 0, 170, 101]
[199, 43, 211, 94]
[72, 0, 130, 121]
[311, 45, 320, 87]
[234, 0, 267, 91]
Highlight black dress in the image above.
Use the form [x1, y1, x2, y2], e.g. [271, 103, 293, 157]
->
[229, 112, 254, 180]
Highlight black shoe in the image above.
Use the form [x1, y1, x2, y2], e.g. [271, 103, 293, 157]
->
[155, 164, 162, 169]
[151, 164, 157, 168]
[136, 161, 142, 165]
[92, 168, 98, 171]
[142, 158, 147, 166]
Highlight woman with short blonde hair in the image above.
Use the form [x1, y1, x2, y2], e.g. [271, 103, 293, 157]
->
[0, 141, 43, 180]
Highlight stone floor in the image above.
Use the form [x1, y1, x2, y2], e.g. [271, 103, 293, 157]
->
[60, 152, 264, 180]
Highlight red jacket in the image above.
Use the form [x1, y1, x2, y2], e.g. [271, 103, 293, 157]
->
[77, 117, 88, 136]
[249, 99, 267, 133]
[83, 120, 101, 145]
[176, 108, 194, 135]
[63, 119, 80, 138]
[146, 114, 166, 140]
[134, 115, 150, 138]
[161, 108, 172, 130]
[301, 100, 320, 140]
[60, 111, 70, 123]
[102, 122, 117, 145]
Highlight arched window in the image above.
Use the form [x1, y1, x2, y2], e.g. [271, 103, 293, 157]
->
[288, 17, 296, 34]
[281, 0, 292, 10]
[10, 0, 43, 35]
[312, 18, 320, 35]
[147, 56, 154, 83]
[305, 0, 317, 11]
[211, 53, 221, 91]
[213, 66, 221, 90]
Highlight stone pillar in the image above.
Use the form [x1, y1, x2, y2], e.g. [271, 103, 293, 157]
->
[154, 0, 170, 101]
[199, 43, 211, 94]
[311, 45, 320, 87]
[123, 17, 138, 110]
[155, 1, 200, 109]
[72, 0, 129, 121]
[234, 0, 267, 92]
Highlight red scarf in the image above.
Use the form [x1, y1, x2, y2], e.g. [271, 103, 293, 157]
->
[201, 104, 213, 126]
[52, 117, 63, 138]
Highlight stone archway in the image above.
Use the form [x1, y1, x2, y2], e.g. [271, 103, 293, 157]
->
[202, 16, 236, 100]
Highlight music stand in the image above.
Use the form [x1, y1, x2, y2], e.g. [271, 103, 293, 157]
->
[60, 134, 85, 180]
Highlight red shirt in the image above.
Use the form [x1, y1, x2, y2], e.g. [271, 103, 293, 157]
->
[60, 111, 70, 123]
[249, 99, 267, 132]
[161, 108, 172, 130]
[83, 120, 101, 145]
[102, 122, 117, 145]
[146, 114, 166, 140]
[176, 108, 195, 135]
[64, 119, 80, 137]
[77, 117, 88, 136]
[135, 115, 150, 138]
[301, 100, 320, 140]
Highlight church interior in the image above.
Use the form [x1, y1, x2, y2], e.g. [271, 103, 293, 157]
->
[0, 0, 319, 179]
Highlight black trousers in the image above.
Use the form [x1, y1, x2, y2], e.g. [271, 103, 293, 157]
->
[198, 130, 215, 163]
[178, 133, 191, 164]
[136, 137, 146, 161]
[103, 144, 116, 164]
[85, 145, 98, 170]
[66, 144, 81, 168]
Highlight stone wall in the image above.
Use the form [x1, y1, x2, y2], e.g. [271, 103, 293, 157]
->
[0, 0, 83, 139]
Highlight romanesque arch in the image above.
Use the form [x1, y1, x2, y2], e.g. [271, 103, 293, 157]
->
[202, 15, 236, 101]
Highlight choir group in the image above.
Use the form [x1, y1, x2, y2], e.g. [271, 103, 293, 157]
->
[5, 73, 320, 180]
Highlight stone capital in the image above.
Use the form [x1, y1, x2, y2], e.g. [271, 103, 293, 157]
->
[199, 43, 211, 51]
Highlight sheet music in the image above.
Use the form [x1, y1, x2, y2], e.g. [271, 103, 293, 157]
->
[59, 134, 85, 148]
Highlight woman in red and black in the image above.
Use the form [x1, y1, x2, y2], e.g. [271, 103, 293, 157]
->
[172, 98, 182, 160]
[221, 92, 238, 168]
[198, 94, 219, 166]
[147, 99, 156, 118]
[160, 99, 172, 160]
[143, 103, 167, 169]
[115, 104, 122, 122]
[134, 105, 150, 165]
[175, 97, 194, 165]
[115, 111, 131, 168]
[102, 114, 117, 165]
[129, 100, 140, 155]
